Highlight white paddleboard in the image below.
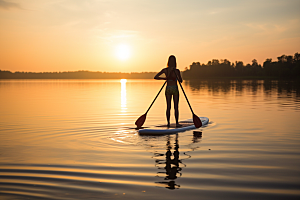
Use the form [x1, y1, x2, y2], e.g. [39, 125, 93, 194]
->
[138, 117, 209, 135]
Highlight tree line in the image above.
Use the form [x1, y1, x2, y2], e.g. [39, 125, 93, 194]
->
[182, 52, 300, 79]
[0, 70, 157, 79]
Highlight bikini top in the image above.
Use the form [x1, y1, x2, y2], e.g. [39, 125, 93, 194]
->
[166, 68, 177, 81]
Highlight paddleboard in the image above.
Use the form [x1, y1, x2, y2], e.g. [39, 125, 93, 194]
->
[138, 117, 209, 135]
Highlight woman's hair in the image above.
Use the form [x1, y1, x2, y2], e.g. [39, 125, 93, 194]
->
[167, 55, 177, 68]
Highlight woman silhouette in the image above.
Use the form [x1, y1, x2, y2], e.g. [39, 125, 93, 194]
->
[154, 55, 183, 127]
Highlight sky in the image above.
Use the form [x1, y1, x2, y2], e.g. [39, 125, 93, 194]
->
[0, 0, 299, 72]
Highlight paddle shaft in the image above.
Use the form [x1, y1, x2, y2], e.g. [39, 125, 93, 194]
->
[145, 80, 167, 114]
[173, 70, 195, 115]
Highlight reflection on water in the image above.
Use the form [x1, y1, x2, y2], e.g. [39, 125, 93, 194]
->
[155, 134, 182, 189]
[186, 79, 300, 103]
[0, 79, 300, 200]
[120, 79, 127, 113]
[185, 79, 300, 113]
[186, 79, 300, 95]
[191, 131, 202, 150]
[151, 132, 204, 190]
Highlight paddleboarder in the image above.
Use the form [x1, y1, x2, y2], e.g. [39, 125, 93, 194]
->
[154, 55, 183, 127]
[135, 55, 201, 129]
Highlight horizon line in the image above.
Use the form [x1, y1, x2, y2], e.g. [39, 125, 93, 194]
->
[0, 70, 158, 74]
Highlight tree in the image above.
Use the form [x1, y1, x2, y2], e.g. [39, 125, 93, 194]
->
[235, 61, 244, 76]
[252, 59, 258, 66]
[277, 55, 286, 63]
[223, 59, 231, 65]
[212, 59, 219, 65]
[294, 52, 300, 62]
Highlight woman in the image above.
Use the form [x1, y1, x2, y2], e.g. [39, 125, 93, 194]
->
[154, 55, 183, 127]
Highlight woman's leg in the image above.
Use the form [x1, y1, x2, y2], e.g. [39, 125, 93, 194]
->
[166, 94, 172, 126]
[173, 94, 180, 126]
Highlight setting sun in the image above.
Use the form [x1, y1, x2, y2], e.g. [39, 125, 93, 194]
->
[115, 44, 131, 60]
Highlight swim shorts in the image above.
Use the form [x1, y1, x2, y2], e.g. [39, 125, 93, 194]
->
[165, 85, 179, 95]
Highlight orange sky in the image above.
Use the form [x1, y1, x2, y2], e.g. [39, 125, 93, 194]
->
[0, 0, 299, 72]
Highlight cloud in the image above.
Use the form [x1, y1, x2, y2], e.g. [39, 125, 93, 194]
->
[0, 0, 21, 10]
[97, 29, 140, 43]
[245, 19, 300, 38]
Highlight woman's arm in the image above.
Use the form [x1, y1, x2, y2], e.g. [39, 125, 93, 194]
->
[154, 68, 166, 80]
[175, 69, 183, 83]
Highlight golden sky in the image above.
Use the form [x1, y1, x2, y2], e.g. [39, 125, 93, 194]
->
[0, 0, 299, 72]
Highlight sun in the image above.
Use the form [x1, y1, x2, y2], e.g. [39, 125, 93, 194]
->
[115, 44, 131, 60]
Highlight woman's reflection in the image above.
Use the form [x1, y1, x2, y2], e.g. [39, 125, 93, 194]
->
[155, 134, 182, 189]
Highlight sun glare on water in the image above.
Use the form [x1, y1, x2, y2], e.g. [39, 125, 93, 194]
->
[120, 79, 127, 113]
[115, 44, 131, 60]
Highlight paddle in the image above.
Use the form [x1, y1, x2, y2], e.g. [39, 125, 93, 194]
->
[135, 80, 167, 128]
[174, 70, 202, 128]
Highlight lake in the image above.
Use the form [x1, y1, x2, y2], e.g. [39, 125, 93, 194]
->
[0, 79, 300, 200]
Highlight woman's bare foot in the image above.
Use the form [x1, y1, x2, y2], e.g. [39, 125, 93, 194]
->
[176, 123, 182, 127]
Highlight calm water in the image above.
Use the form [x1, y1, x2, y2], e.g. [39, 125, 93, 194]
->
[0, 79, 300, 200]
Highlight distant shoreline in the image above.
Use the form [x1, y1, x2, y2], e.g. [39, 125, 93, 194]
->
[0, 70, 157, 79]
[0, 70, 299, 80]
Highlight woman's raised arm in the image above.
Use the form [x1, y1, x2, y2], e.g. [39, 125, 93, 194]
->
[154, 68, 166, 80]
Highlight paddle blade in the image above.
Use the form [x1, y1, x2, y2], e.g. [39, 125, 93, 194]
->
[135, 113, 147, 128]
[193, 114, 202, 128]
